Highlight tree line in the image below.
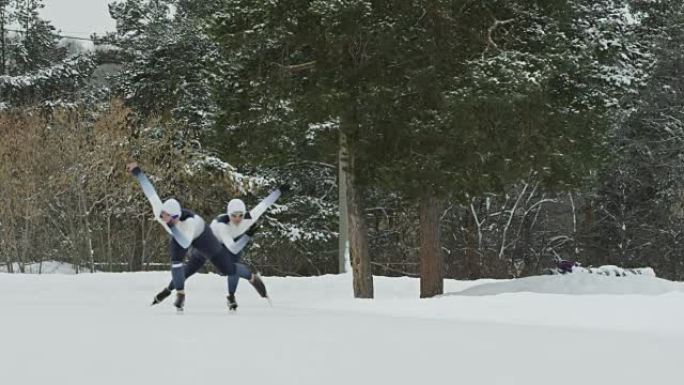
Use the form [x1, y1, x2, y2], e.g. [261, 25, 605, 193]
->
[2, 0, 684, 297]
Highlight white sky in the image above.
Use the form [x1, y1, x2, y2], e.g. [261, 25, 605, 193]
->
[41, 0, 116, 38]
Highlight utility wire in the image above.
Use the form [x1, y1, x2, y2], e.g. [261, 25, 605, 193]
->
[5, 28, 95, 42]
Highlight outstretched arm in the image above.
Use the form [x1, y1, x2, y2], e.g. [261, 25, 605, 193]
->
[249, 188, 282, 222]
[127, 163, 189, 244]
[222, 187, 283, 244]
[128, 162, 163, 218]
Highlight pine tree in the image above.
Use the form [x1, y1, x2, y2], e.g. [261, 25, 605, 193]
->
[590, 1, 684, 278]
[100, 0, 220, 131]
[208, 0, 655, 297]
[362, 0, 655, 296]
[209, 0, 384, 297]
[97, 1, 339, 274]
[12, 0, 62, 73]
[0, 0, 96, 109]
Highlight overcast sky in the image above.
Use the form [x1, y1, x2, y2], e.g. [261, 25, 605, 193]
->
[41, 0, 116, 38]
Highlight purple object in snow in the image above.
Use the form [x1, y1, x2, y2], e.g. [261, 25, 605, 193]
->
[557, 260, 577, 274]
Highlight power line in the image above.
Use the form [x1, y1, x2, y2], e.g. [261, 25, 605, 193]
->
[6, 28, 94, 42]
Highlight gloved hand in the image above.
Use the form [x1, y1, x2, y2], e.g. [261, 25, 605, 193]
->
[245, 223, 261, 237]
[278, 184, 291, 194]
[126, 162, 141, 175]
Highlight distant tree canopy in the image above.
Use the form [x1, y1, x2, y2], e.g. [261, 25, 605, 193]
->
[2, 0, 684, 290]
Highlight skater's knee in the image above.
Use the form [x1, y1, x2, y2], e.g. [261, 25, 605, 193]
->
[210, 254, 235, 276]
[235, 263, 252, 280]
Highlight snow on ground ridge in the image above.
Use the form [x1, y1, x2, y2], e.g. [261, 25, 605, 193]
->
[450, 273, 684, 296]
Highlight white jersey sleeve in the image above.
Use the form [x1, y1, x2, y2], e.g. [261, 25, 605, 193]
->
[210, 219, 252, 254]
[249, 189, 282, 222]
[132, 168, 174, 236]
[172, 214, 205, 249]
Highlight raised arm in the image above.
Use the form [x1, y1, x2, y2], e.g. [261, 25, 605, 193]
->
[249, 188, 282, 222]
[127, 162, 182, 240]
[128, 163, 163, 218]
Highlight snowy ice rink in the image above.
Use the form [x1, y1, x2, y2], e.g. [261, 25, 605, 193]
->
[1, 271, 683, 385]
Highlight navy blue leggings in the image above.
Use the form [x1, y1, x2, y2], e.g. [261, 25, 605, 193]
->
[168, 225, 240, 290]
[229, 262, 252, 295]
[168, 248, 253, 293]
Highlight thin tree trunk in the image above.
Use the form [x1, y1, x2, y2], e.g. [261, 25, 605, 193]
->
[84, 212, 95, 273]
[420, 193, 443, 298]
[78, 181, 96, 273]
[465, 206, 480, 279]
[568, 192, 579, 259]
[499, 182, 529, 259]
[341, 131, 373, 298]
[3, 225, 13, 272]
[106, 199, 112, 272]
[338, 134, 349, 273]
[1, 8, 6, 76]
[19, 202, 32, 273]
[133, 217, 145, 272]
[585, 201, 593, 225]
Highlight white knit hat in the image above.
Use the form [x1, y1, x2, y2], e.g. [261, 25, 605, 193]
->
[227, 199, 246, 215]
[162, 199, 182, 218]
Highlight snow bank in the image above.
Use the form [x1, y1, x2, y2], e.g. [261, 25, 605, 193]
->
[550, 261, 657, 277]
[451, 273, 684, 296]
[575, 265, 656, 277]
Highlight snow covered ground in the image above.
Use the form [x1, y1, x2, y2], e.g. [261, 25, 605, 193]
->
[1, 272, 683, 385]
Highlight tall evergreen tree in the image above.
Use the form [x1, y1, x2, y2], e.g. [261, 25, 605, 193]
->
[12, 0, 62, 73]
[97, 1, 339, 274]
[0, 0, 96, 109]
[208, 0, 653, 297]
[590, 1, 684, 278]
[365, 0, 653, 296]
[210, 0, 386, 297]
[99, 0, 220, 131]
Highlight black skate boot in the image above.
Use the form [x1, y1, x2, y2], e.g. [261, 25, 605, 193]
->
[227, 294, 238, 311]
[174, 291, 186, 312]
[250, 273, 268, 299]
[151, 287, 172, 306]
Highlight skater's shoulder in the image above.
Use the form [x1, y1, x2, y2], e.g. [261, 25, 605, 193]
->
[179, 209, 197, 221]
[215, 214, 230, 224]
